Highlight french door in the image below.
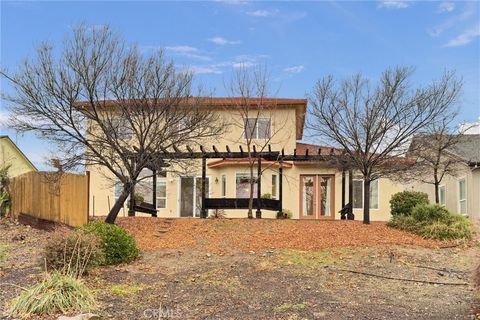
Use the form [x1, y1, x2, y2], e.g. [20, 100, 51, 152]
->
[300, 175, 335, 220]
[179, 177, 209, 217]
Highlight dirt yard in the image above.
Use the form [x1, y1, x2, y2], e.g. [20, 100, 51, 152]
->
[1, 218, 479, 320]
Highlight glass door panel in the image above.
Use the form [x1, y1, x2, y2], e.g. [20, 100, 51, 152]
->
[320, 177, 332, 217]
[180, 177, 194, 217]
[301, 176, 315, 217]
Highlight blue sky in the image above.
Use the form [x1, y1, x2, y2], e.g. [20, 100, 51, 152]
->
[1, 0, 479, 169]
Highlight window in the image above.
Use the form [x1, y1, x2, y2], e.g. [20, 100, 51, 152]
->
[439, 186, 446, 207]
[458, 179, 466, 215]
[236, 173, 257, 198]
[156, 178, 167, 209]
[352, 176, 379, 209]
[221, 175, 226, 198]
[272, 174, 278, 199]
[244, 118, 271, 140]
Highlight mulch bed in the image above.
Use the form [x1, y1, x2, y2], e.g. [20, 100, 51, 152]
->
[117, 217, 463, 253]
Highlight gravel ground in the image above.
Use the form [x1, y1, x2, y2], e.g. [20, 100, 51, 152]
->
[1, 218, 479, 320]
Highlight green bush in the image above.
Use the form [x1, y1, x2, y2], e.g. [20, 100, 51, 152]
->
[79, 221, 139, 265]
[277, 209, 292, 219]
[387, 204, 472, 240]
[390, 191, 429, 216]
[9, 272, 95, 317]
[43, 231, 104, 277]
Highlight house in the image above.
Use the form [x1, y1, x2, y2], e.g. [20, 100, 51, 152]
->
[86, 98, 406, 221]
[412, 134, 480, 221]
[0, 136, 37, 177]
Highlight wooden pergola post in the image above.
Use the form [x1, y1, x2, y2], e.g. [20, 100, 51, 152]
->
[348, 169, 354, 220]
[256, 157, 262, 218]
[152, 169, 157, 217]
[278, 160, 283, 213]
[200, 157, 207, 218]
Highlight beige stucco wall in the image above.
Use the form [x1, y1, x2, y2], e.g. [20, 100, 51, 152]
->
[412, 166, 480, 221]
[0, 138, 37, 177]
[88, 161, 405, 221]
[87, 105, 404, 221]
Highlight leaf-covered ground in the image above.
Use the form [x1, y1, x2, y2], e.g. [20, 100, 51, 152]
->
[1, 218, 479, 320]
[117, 217, 461, 253]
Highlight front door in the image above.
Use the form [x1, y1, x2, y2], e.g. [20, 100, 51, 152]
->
[300, 175, 334, 219]
[179, 177, 209, 217]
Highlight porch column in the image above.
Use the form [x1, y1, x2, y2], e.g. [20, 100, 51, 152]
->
[348, 169, 354, 220]
[341, 169, 346, 209]
[152, 169, 157, 217]
[256, 157, 262, 218]
[200, 157, 207, 218]
[279, 161, 283, 213]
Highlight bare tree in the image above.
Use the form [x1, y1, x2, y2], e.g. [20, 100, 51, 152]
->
[307, 67, 461, 224]
[226, 66, 288, 218]
[408, 114, 468, 204]
[1, 24, 223, 223]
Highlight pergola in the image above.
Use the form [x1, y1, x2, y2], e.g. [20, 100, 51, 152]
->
[130, 144, 355, 219]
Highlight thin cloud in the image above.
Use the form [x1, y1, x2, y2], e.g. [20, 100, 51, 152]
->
[283, 65, 305, 74]
[438, 2, 455, 13]
[208, 36, 241, 45]
[445, 24, 480, 47]
[428, 3, 476, 37]
[378, 1, 410, 9]
[247, 9, 276, 17]
[190, 53, 269, 74]
[164, 45, 212, 61]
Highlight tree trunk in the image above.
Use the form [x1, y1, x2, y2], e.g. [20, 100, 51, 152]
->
[363, 178, 371, 225]
[105, 184, 130, 224]
[434, 169, 440, 204]
[247, 164, 254, 219]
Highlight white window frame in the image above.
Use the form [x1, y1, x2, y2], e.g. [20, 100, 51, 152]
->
[221, 174, 227, 198]
[271, 174, 278, 199]
[439, 185, 446, 207]
[352, 176, 379, 210]
[244, 118, 271, 140]
[458, 178, 467, 215]
[156, 177, 167, 209]
[235, 172, 258, 199]
[176, 175, 211, 218]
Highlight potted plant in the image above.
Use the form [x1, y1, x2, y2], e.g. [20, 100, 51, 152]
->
[133, 193, 144, 206]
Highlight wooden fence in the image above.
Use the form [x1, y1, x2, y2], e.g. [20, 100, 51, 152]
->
[10, 171, 89, 227]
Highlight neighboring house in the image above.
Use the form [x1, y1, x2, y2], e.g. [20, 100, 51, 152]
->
[0, 136, 37, 177]
[87, 98, 405, 221]
[413, 134, 480, 221]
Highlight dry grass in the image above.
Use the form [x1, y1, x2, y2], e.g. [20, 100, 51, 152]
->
[117, 218, 459, 253]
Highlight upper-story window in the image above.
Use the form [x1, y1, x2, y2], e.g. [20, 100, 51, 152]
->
[244, 118, 271, 140]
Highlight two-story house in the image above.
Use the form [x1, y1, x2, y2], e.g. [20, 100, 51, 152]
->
[87, 98, 406, 221]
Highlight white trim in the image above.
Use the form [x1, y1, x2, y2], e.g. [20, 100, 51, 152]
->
[243, 117, 271, 140]
[271, 173, 279, 199]
[177, 175, 211, 218]
[234, 171, 258, 199]
[221, 174, 227, 198]
[458, 177, 467, 215]
[156, 177, 167, 209]
[352, 176, 379, 210]
[439, 184, 446, 207]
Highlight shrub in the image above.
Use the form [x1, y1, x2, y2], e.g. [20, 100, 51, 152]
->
[43, 231, 104, 277]
[390, 191, 429, 216]
[79, 221, 139, 265]
[277, 209, 292, 219]
[261, 193, 272, 199]
[387, 204, 472, 240]
[9, 272, 95, 317]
